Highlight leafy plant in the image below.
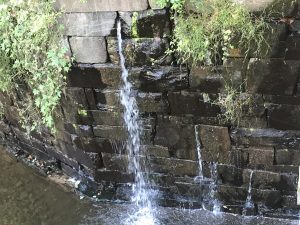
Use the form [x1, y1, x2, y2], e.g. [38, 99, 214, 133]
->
[156, 0, 271, 65]
[0, 0, 71, 131]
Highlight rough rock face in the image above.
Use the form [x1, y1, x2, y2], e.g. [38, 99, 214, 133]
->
[1, 0, 300, 221]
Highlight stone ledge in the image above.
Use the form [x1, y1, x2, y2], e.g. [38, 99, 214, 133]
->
[55, 0, 149, 12]
[62, 12, 117, 36]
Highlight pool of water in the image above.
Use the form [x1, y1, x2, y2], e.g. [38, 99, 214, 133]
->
[0, 147, 298, 225]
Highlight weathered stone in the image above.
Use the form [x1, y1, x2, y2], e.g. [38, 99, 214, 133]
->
[168, 91, 220, 117]
[95, 170, 134, 183]
[198, 125, 231, 164]
[247, 147, 274, 166]
[91, 111, 123, 126]
[243, 170, 281, 190]
[69, 37, 107, 63]
[58, 141, 103, 170]
[286, 35, 300, 60]
[150, 157, 198, 177]
[94, 89, 169, 113]
[137, 92, 169, 113]
[154, 116, 197, 160]
[235, 0, 299, 16]
[266, 103, 300, 130]
[62, 12, 117, 36]
[101, 153, 129, 172]
[276, 149, 300, 166]
[93, 125, 152, 143]
[189, 66, 224, 93]
[278, 173, 298, 191]
[55, 0, 149, 12]
[121, 10, 170, 38]
[75, 137, 124, 154]
[144, 145, 170, 158]
[217, 165, 243, 186]
[246, 59, 300, 95]
[67, 64, 124, 89]
[148, 0, 165, 9]
[135, 66, 189, 92]
[231, 128, 287, 147]
[107, 37, 170, 66]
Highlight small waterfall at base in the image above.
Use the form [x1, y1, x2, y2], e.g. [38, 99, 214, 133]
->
[194, 125, 221, 214]
[117, 20, 156, 225]
[210, 162, 221, 215]
[243, 170, 254, 216]
[194, 125, 204, 182]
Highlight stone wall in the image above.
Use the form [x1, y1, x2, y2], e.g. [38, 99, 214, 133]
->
[1, 0, 300, 220]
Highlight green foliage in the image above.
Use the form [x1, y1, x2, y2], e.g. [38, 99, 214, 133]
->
[156, 0, 271, 65]
[0, 0, 71, 131]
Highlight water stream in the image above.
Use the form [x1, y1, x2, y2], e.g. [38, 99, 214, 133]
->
[194, 125, 204, 182]
[210, 162, 221, 214]
[117, 19, 156, 225]
[243, 170, 254, 216]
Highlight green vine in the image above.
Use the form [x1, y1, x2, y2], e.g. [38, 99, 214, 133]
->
[0, 0, 71, 132]
[156, 0, 271, 65]
[155, 0, 276, 125]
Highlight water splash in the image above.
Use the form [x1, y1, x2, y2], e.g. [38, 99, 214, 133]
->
[194, 125, 203, 182]
[243, 170, 254, 216]
[117, 20, 156, 225]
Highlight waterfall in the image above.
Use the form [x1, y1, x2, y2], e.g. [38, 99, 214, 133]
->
[243, 170, 254, 216]
[194, 125, 221, 214]
[117, 20, 155, 225]
[194, 125, 203, 181]
[210, 162, 221, 215]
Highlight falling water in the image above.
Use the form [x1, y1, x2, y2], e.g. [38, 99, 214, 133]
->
[243, 170, 254, 216]
[210, 162, 221, 214]
[194, 125, 203, 181]
[117, 20, 155, 225]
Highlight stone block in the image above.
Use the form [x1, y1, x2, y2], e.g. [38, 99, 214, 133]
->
[137, 92, 169, 113]
[154, 116, 197, 160]
[167, 91, 220, 117]
[189, 66, 224, 93]
[286, 35, 300, 60]
[236, 0, 299, 16]
[94, 89, 169, 113]
[243, 170, 281, 190]
[107, 37, 170, 66]
[95, 170, 134, 183]
[120, 9, 170, 38]
[91, 110, 123, 126]
[62, 12, 116, 36]
[276, 149, 300, 166]
[217, 165, 243, 186]
[101, 153, 129, 172]
[247, 147, 274, 166]
[57, 141, 103, 170]
[144, 145, 170, 158]
[246, 59, 300, 95]
[148, 0, 165, 9]
[198, 125, 231, 164]
[55, 0, 149, 12]
[69, 37, 107, 63]
[134, 66, 189, 92]
[67, 66, 106, 88]
[150, 157, 198, 177]
[267, 103, 300, 130]
[93, 125, 152, 143]
[231, 128, 287, 147]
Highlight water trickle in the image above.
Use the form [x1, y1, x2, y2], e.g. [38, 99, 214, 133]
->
[117, 20, 156, 225]
[194, 125, 203, 182]
[210, 162, 221, 215]
[243, 170, 254, 216]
